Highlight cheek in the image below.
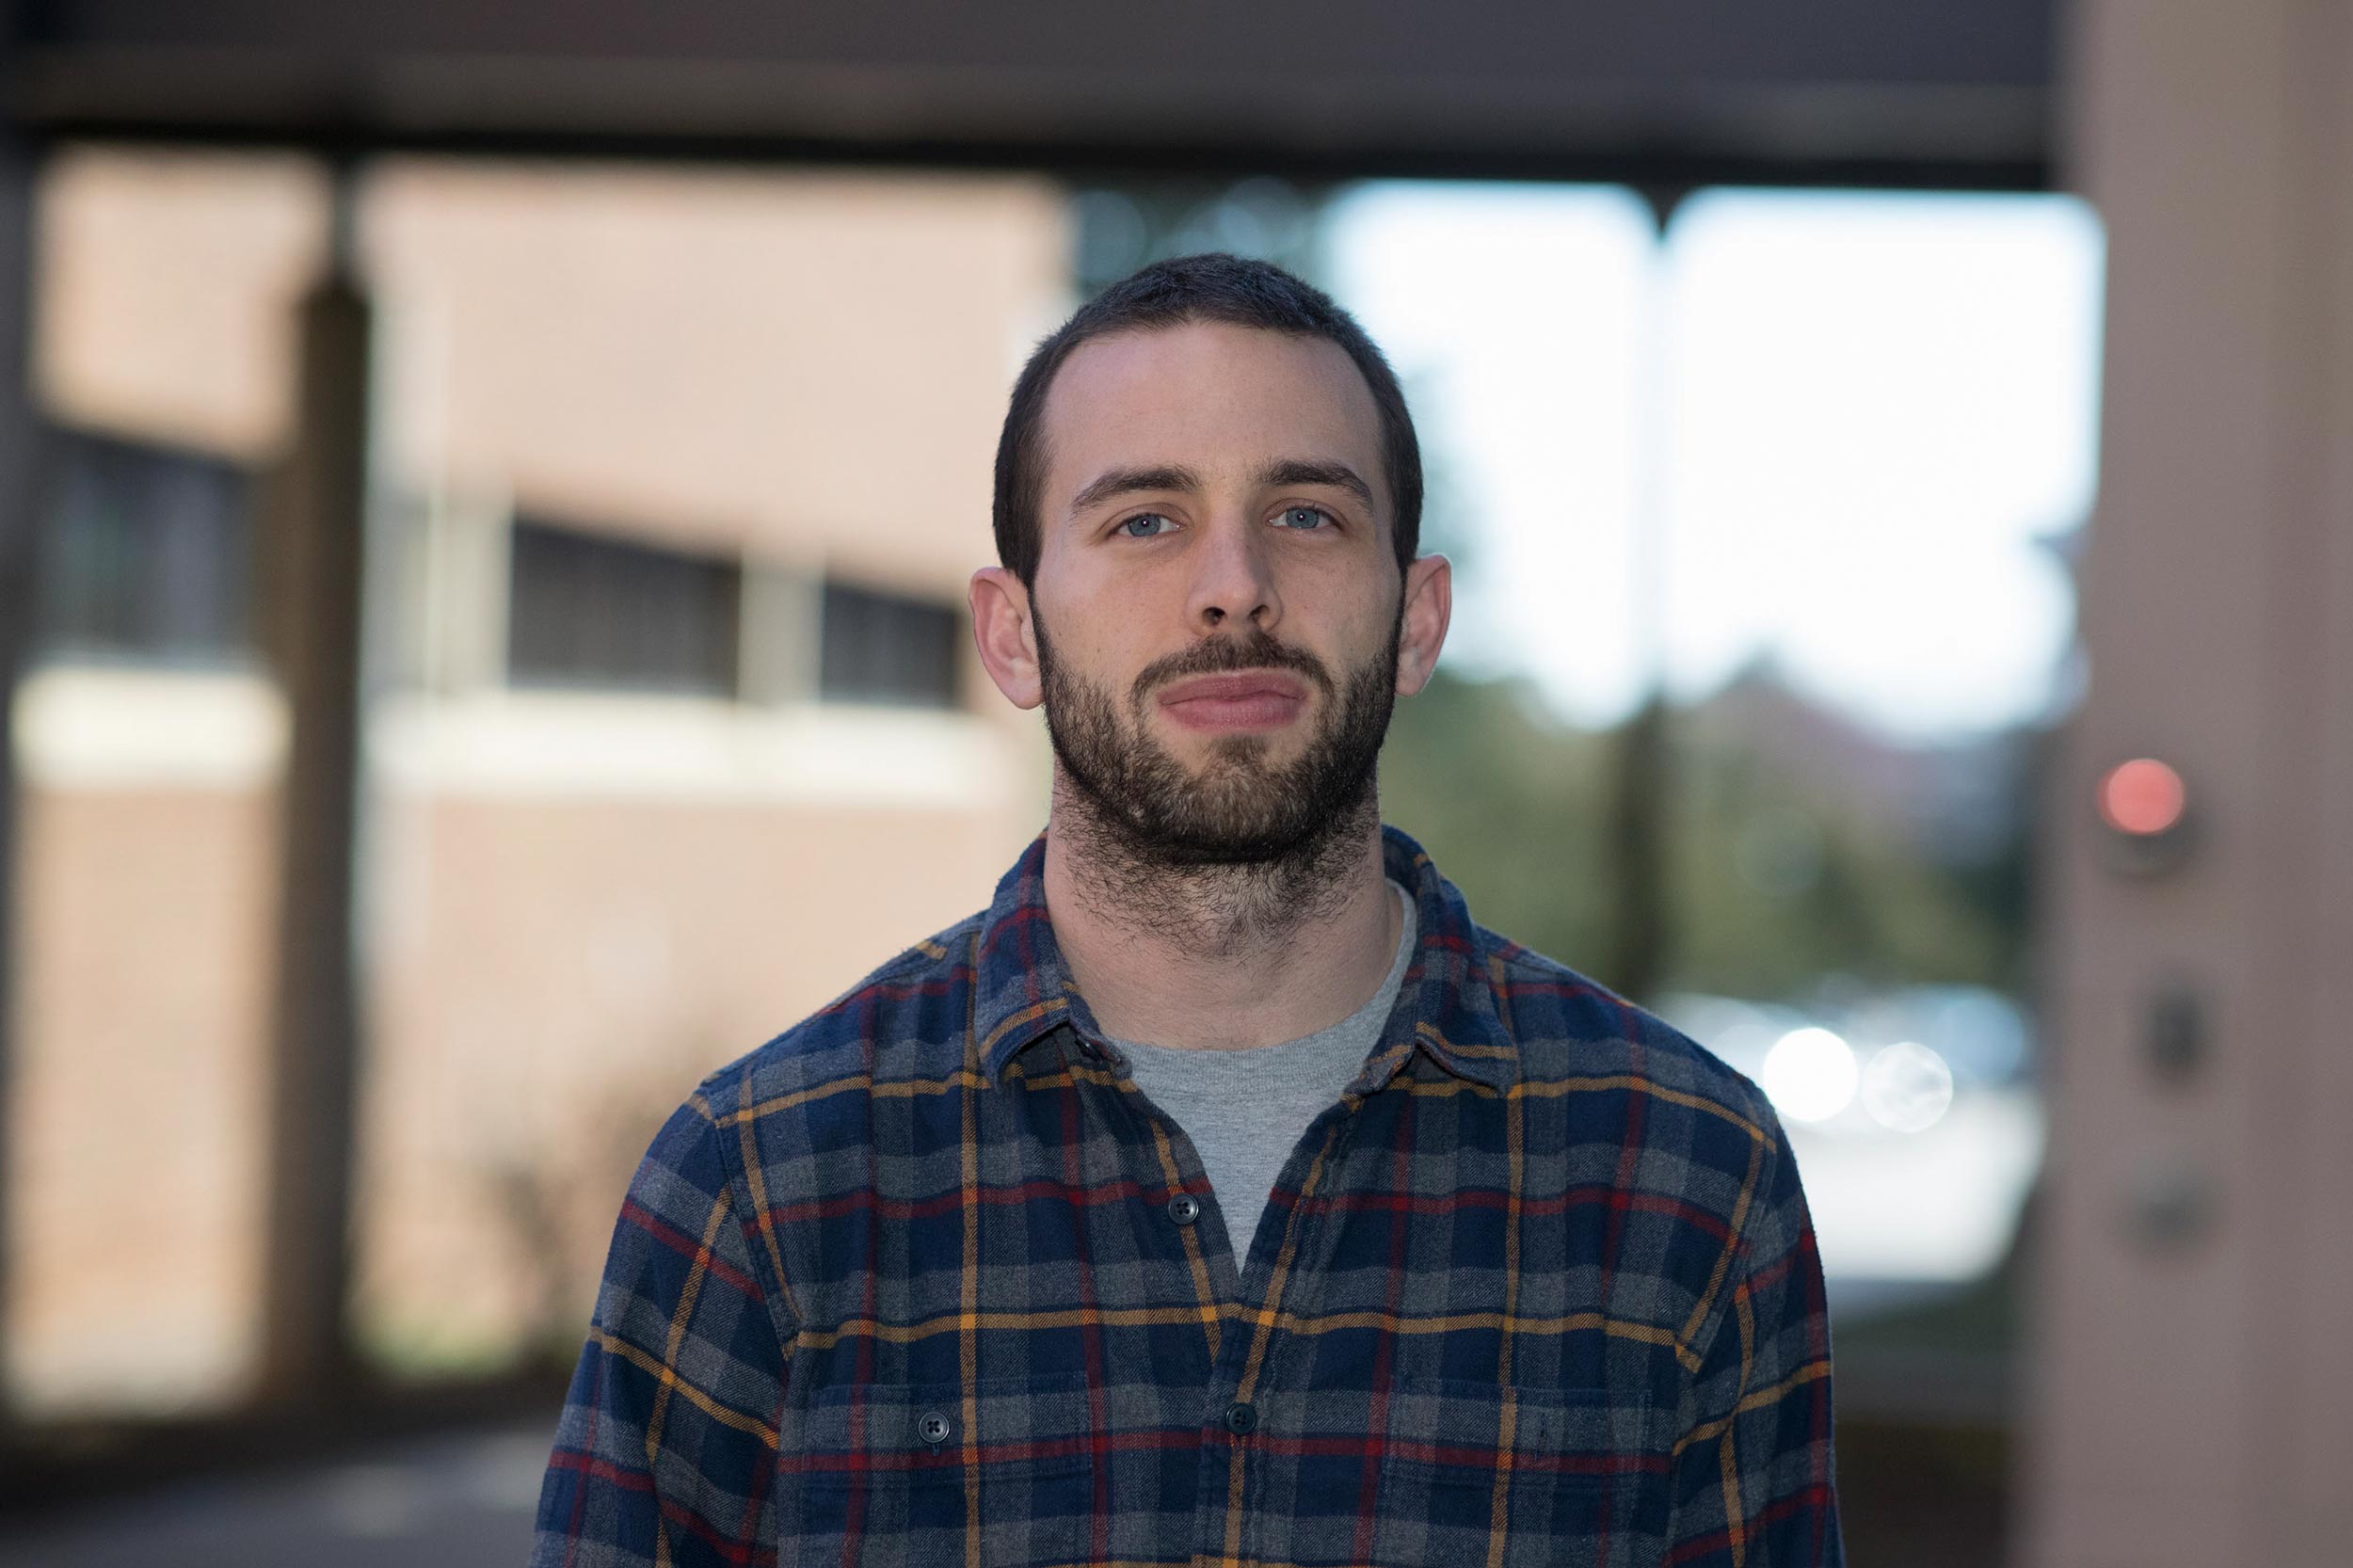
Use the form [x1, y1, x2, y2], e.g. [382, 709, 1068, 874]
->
[1297, 581, 1401, 664]
[1038, 589, 1147, 692]
[1052, 598, 1129, 664]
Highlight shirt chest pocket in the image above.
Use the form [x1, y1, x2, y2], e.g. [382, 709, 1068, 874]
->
[785, 1371, 1096, 1568]
[1371, 1378, 1662, 1568]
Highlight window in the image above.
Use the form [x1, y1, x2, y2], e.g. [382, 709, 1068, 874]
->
[819, 582, 960, 709]
[506, 517, 740, 696]
[36, 428, 254, 666]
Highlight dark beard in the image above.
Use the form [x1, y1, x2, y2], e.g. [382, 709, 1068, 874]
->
[1032, 600, 1400, 944]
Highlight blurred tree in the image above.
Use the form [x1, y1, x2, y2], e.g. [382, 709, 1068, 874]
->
[1667, 667, 2027, 998]
[1666, 737, 2012, 998]
[1381, 664, 2027, 1005]
[1379, 667, 1618, 983]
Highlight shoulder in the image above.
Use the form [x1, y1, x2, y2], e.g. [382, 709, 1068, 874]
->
[689, 907, 990, 1127]
[1478, 926, 1781, 1157]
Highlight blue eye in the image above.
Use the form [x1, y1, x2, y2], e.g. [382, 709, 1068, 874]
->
[1118, 513, 1176, 538]
[1276, 505, 1334, 531]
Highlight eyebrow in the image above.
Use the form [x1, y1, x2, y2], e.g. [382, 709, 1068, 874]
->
[1066, 458, 1378, 519]
[1067, 464, 1203, 518]
[1257, 458, 1377, 511]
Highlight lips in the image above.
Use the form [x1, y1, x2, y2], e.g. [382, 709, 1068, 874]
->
[1155, 670, 1309, 732]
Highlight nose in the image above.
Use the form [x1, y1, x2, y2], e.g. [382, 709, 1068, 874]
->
[1184, 514, 1282, 633]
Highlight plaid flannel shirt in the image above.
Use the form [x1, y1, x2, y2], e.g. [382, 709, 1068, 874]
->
[534, 824, 1842, 1567]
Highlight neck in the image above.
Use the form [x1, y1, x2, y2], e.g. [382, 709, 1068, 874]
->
[1043, 773, 1401, 1051]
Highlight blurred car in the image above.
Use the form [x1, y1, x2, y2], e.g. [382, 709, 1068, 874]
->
[1656, 985, 2043, 1298]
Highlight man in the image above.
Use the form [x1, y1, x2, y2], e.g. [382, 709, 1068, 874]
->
[533, 253, 1842, 1566]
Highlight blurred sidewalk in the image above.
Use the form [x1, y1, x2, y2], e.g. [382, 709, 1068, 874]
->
[0, 1420, 548, 1568]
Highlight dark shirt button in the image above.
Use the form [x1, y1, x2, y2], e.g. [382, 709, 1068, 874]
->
[1167, 1192, 1201, 1225]
[917, 1409, 953, 1444]
[1224, 1400, 1257, 1436]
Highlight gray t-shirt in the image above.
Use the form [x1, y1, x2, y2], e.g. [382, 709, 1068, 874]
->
[1107, 881, 1417, 1267]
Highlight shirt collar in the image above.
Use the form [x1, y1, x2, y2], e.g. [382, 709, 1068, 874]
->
[971, 824, 1520, 1093]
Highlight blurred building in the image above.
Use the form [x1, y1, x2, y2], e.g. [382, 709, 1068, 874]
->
[7, 147, 1065, 1414]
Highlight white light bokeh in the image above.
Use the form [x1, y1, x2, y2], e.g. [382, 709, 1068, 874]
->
[1759, 1026, 1860, 1123]
[1860, 1040, 1957, 1133]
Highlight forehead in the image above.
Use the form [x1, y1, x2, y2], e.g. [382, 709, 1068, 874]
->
[1039, 321, 1385, 506]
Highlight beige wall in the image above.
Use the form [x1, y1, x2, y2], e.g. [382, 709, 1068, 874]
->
[32, 149, 328, 463]
[363, 160, 1069, 599]
[2033, 5, 2353, 1565]
[5, 778, 278, 1414]
[7, 149, 1066, 1412]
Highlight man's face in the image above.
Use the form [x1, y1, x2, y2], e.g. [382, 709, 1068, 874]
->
[1024, 321, 1408, 865]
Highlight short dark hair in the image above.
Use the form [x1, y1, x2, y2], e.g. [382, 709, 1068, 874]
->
[992, 252, 1423, 588]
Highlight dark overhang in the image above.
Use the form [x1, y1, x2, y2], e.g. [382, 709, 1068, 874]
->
[4, 1, 2054, 188]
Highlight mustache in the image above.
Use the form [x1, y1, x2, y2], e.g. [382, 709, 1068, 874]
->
[1131, 628, 1336, 705]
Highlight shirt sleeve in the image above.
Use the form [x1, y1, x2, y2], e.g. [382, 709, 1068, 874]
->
[1665, 1100, 1845, 1566]
[531, 1093, 794, 1567]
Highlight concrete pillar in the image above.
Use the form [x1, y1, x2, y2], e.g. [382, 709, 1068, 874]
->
[2029, 4, 2353, 1564]
[252, 168, 374, 1405]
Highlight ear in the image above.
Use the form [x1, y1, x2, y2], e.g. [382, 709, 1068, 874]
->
[1394, 552, 1453, 697]
[969, 566, 1044, 710]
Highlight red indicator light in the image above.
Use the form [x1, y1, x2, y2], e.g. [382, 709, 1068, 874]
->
[2098, 759, 2187, 837]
